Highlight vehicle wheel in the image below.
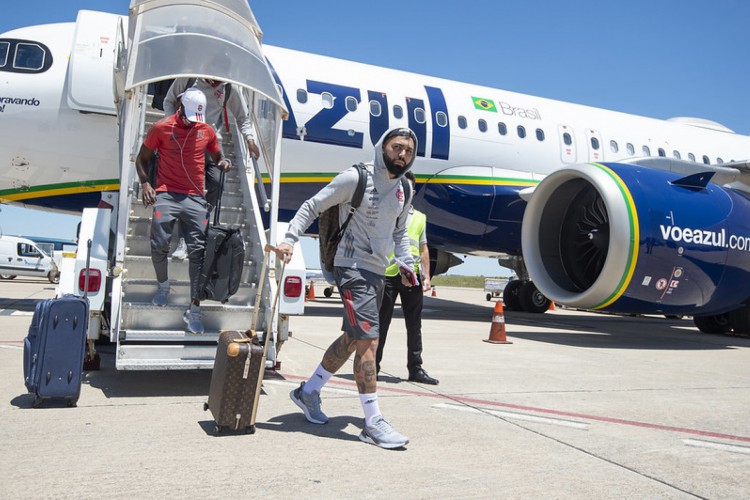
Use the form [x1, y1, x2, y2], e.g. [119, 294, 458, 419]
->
[693, 314, 732, 334]
[730, 306, 750, 335]
[0, 274, 16, 280]
[83, 353, 101, 371]
[486, 293, 492, 302]
[323, 287, 333, 298]
[503, 280, 523, 311]
[48, 271, 60, 284]
[519, 281, 551, 313]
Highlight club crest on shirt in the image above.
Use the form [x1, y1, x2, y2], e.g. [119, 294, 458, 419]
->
[396, 187, 404, 202]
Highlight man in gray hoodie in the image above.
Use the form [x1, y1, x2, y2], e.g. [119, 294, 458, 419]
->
[274, 128, 417, 449]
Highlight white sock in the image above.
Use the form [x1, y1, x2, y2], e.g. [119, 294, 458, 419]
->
[360, 393, 381, 426]
[303, 364, 332, 395]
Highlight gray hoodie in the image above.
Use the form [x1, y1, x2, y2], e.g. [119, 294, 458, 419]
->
[283, 132, 414, 276]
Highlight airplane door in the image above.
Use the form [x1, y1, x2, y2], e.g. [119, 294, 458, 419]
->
[586, 129, 604, 162]
[66, 11, 119, 115]
[557, 124, 577, 163]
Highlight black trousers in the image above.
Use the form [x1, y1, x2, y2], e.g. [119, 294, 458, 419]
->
[376, 274, 424, 374]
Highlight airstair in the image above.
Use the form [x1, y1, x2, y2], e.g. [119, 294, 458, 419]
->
[106, 0, 297, 370]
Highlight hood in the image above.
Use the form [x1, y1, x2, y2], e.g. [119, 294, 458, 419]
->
[373, 127, 418, 179]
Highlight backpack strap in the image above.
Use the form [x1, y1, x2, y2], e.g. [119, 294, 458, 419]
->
[334, 163, 368, 241]
[221, 83, 232, 132]
[184, 77, 197, 93]
[400, 175, 412, 209]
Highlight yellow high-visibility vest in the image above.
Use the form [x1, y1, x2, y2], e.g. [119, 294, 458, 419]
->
[385, 209, 426, 277]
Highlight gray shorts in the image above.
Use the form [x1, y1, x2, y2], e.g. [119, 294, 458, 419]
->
[334, 267, 385, 340]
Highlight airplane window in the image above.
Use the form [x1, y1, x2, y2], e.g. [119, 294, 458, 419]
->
[626, 143, 635, 155]
[14, 42, 44, 70]
[0, 42, 8, 66]
[658, 148, 666, 157]
[590, 137, 599, 150]
[642, 145, 651, 156]
[517, 125, 526, 139]
[673, 150, 681, 159]
[321, 92, 334, 109]
[536, 129, 545, 141]
[478, 119, 487, 132]
[345, 96, 358, 112]
[688, 153, 696, 162]
[369, 100, 382, 117]
[458, 115, 467, 129]
[702, 155, 710, 164]
[415, 107, 426, 124]
[498, 122, 507, 136]
[296, 89, 307, 104]
[563, 132, 572, 145]
[610, 140, 618, 153]
[393, 105, 403, 119]
[436, 111, 448, 127]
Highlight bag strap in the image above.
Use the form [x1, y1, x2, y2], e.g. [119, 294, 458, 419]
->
[334, 163, 367, 241]
[212, 169, 226, 226]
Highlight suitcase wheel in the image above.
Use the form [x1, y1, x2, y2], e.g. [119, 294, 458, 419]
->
[203, 402, 209, 412]
[214, 424, 224, 434]
[246, 425, 256, 434]
[32, 396, 43, 409]
[67, 398, 78, 408]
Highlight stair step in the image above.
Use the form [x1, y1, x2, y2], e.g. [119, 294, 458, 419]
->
[123, 279, 258, 305]
[122, 255, 258, 281]
[121, 302, 255, 331]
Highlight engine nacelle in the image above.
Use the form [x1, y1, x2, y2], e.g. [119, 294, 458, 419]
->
[522, 162, 750, 315]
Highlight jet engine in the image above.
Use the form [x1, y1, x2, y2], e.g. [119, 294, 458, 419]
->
[521, 162, 750, 318]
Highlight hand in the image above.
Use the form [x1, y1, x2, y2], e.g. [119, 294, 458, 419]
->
[422, 277, 431, 292]
[218, 158, 232, 172]
[268, 242, 293, 264]
[247, 139, 260, 160]
[141, 182, 156, 207]
[401, 272, 414, 288]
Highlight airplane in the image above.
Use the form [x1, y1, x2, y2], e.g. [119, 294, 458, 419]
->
[2, 7, 750, 339]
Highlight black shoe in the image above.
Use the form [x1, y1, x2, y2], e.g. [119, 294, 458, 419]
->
[408, 368, 439, 385]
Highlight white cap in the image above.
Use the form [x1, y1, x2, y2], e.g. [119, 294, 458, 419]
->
[180, 88, 206, 123]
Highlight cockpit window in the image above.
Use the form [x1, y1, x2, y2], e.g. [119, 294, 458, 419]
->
[0, 38, 53, 73]
[0, 42, 8, 66]
[15, 43, 44, 70]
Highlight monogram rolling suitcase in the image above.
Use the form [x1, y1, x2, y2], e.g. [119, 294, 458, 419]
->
[204, 245, 285, 434]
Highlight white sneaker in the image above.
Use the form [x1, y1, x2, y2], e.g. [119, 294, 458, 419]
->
[171, 238, 187, 260]
[359, 416, 409, 449]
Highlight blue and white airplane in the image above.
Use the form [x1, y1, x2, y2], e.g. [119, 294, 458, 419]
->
[2, 9, 750, 334]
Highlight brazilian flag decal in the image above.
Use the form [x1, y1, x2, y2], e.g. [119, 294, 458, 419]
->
[472, 97, 497, 112]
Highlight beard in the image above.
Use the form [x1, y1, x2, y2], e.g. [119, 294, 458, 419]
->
[383, 152, 408, 178]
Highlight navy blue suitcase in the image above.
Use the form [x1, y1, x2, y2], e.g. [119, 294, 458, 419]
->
[24, 294, 89, 407]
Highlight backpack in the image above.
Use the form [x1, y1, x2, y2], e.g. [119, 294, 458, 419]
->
[318, 163, 412, 273]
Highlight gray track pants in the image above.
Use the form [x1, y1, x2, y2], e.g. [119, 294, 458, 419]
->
[150, 192, 209, 301]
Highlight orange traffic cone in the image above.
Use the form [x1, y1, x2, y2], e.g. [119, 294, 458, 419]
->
[549, 301, 555, 311]
[484, 300, 512, 344]
[431, 286, 437, 297]
[306, 281, 316, 301]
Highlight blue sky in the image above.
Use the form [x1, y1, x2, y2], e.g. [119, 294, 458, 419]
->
[1, 1, 748, 276]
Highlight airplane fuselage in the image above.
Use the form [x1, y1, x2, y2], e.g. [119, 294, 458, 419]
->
[2, 15, 749, 260]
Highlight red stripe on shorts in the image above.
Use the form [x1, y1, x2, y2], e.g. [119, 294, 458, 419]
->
[342, 289, 358, 327]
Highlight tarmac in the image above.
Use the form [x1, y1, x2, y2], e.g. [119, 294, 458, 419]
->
[1, 277, 750, 499]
